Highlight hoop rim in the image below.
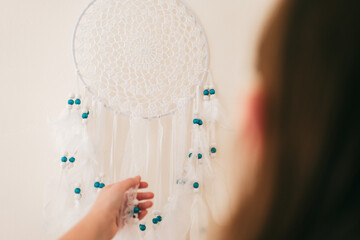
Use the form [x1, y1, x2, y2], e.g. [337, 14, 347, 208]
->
[72, 0, 210, 119]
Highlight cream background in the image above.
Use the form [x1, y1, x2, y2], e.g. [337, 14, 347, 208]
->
[0, 0, 276, 239]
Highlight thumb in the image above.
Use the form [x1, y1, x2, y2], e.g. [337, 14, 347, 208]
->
[116, 176, 141, 191]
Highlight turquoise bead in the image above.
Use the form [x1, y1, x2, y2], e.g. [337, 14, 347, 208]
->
[211, 147, 217, 153]
[82, 113, 88, 119]
[74, 188, 81, 194]
[68, 99, 74, 105]
[61, 156, 67, 162]
[134, 206, 140, 213]
[99, 183, 105, 188]
[198, 153, 202, 159]
[94, 182, 100, 188]
[189, 153, 192, 158]
[193, 119, 203, 125]
[203, 89, 209, 95]
[157, 216, 162, 222]
[75, 99, 81, 105]
[69, 157, 75, 163]
[210, 89, 215, 95]
[193, 182, 199, 189]
[139, 224, 146, 231]
[152, 218, 158, 224]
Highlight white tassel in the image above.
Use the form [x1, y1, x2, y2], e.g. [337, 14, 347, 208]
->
[189, 194, 209, 240]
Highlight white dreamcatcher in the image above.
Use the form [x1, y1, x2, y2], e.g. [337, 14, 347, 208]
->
[44, 0, 228, 239]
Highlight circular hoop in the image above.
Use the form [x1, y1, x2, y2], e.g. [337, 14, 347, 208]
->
[72, 0, 209, 119]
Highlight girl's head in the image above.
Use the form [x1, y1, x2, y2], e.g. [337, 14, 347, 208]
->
[229, 0, 360, 239]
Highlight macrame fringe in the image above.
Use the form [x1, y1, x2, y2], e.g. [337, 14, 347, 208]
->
[45, 72, 228, 239]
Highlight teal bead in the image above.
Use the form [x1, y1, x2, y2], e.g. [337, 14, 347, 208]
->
[189, 153, 192, 158]
[69, 157, 75, 163]
[134, 206, 140, 213]
[68, 99, 74, 105]
[61, 156, 67, 162]
[74, 188, 81, 194]
[139, 224, 146, 231]
[198, 153, 202, 159]
[193, 119, 203, 125]
[211, 147, 217, 153]
[99, 183, 105, 188]
[82, 113, 88, 119]
[203, 89, 209, 96]
[193, 182, 199, 189]
[152, 218, 158, 224]
[94, 182, 100, 188]
[75, 99, 81, 105]
[210, 89, 215, 95]
[157, 216, 162, 222]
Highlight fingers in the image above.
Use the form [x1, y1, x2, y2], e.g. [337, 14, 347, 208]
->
[138, 210, 148, 220]
[139, 181, 148, 189]
[137, 192, 154, 201]
[138, 200, 153, 210]
[113, 176, 141, 191]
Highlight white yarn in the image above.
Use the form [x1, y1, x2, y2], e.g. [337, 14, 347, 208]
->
[45, 1, 230, 239]
[73, 0, 209, 118]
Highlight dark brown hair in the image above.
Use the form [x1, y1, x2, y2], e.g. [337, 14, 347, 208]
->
[227, 0, 360, 239]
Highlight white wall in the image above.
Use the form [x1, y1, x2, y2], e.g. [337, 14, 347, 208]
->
[0, 0, 276, 239]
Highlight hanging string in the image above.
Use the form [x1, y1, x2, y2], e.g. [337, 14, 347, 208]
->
[145, 120, 151, 179]
[110, 115, 118, 182]
[154, 117, 164, 209]
[194, 86, 200, 115]
[94, 101, 105, 174]
[169, 113, 177, 195]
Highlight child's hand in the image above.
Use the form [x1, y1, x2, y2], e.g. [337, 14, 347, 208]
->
[60, 176, 154, 240]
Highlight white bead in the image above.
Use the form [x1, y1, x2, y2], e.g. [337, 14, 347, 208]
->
[68, 92, 75, 98]
[74, 194, 82, 200]
[193, 188, 200, 193]
[133, 199, 139, 205]
[99, 172, 105, 178]
[75, 183, 81, 188]
[75, 94, 81, 99]
[67, 105, 73, 110]
[67, 163, 74, 169]
[203, 95, 210, 101]
[61, 162, 67, 169]
[82, 119, 88, 124]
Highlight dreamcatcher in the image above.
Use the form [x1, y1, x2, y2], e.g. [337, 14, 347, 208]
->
[44, 0, 228, 239]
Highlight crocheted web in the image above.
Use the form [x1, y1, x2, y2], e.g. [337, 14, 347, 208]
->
[73, 0, 208, 118]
